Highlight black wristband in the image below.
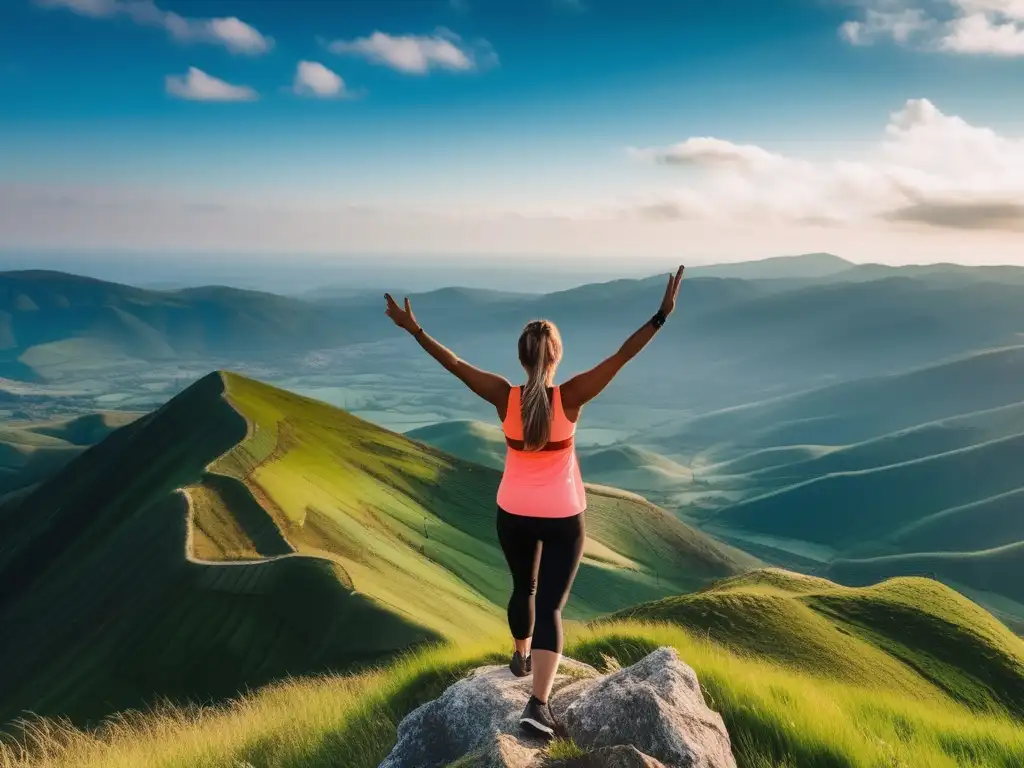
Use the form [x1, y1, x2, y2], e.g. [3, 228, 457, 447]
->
[412, 326, 425, 339]
[650, 310, 667, 330]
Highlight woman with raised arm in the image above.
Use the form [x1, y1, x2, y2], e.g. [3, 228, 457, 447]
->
[384, 265, 684, 739]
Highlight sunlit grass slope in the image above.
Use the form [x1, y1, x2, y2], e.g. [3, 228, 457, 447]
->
[0, 372, 752, 727]
[4, 570, 1023, 768]
[207, 374, 755, 639]
[616, 569, 1024, 718]
[404, 419, 506, 470]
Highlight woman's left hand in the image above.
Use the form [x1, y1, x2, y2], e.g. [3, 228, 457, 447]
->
[385, 293, 420, 333]
[660, 265, 685, 316]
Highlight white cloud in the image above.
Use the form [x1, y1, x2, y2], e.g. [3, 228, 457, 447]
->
[630, 137, 789, 173]
[841, 0, 1024, 56]
[293, 61, 348, 99]
[166, 67, 258, 102]
[328, 29, 495, 74]
[36, 0, 272, 54]
[630, 98, 1024, 232]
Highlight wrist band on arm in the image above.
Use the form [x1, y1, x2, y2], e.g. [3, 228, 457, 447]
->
[650, 310, 667, 330]
[412, 326, 425, 339]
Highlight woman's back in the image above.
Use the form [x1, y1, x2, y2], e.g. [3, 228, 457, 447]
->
[497, 385, 586, 518]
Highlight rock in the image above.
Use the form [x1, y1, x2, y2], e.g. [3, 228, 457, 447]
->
[563, 647, 736, 768]
[377, 648, 736, 768]
[379, 658, 600, 768]
[549, 745, 668, 767]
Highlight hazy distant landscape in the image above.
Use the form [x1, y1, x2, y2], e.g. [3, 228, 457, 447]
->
[5, 253, 1024, 640]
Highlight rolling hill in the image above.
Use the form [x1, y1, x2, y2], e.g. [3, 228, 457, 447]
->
[404, 419, 506, 470]
[650, 344, 1024, 463]
[635, 346, 1024, 626]
[0, 271, 349, 380]
[0, 412, 138, 494]
[614, 569, 1024, 718]
[0, 372, 755, 727]
[684, 252, 853, 280]
[714, 430, 1024, 549]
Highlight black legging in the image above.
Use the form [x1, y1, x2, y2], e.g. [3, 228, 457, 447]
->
[496, 507, 586, 654]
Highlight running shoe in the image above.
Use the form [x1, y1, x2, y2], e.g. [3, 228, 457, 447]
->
[510, 651, 532, 678]
[519, 695, 558, 739]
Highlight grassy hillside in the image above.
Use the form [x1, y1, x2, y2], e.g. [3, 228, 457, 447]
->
[0, 412, 138, 494]
[647, 349, 1024, 625]
[617, 569, 1024, 717]
[404, 419, 506, 470]
[714, 431, 1024, 549]
[0, 271, 348, 380]
[5, 570, 1023, 768]
[578, 444, 693, 494]
[828, 544, 1024, 604]
[649, 345, 1024, 462]
[893, 488, 1024, 553]
[743, 399, 1024, 486]
[0, 372, 752, 727]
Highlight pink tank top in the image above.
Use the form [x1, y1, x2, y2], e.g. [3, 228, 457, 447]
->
[496, 385, 587, 518]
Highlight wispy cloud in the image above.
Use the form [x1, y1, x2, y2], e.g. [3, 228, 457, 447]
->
[629, 98, 1024, 232]
[35, 0, 273, 54]
[327, 28, 496, 74]
[841, 0, 1024, 56]
[166, 67, 258, 101]
[292, 61, 351, 99]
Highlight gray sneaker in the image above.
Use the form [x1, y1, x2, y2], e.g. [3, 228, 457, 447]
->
[510, 651, 532, 678]
[519, 695, 557, 739]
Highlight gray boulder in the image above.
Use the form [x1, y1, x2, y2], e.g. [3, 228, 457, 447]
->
[563, 647, 736, 768]
[549, 745, 668, 767]
[379, 658, 600, 768]
[378, 647, 736, 768]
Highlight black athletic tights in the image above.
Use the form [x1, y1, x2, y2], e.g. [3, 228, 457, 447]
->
[496, 506, 586, 654]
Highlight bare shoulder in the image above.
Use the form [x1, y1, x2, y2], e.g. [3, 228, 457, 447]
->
[494, 379, 515, 420]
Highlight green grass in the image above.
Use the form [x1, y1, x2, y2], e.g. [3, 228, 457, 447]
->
[617, 570, 1024, 719]
[3, 606, 1022, 768]
[404, 420, 507, 470]
[0, 372, 751, 728]
[0, 413, 139, 495]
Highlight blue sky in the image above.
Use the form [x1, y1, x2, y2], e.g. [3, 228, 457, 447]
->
[2, 0, 1024, 264]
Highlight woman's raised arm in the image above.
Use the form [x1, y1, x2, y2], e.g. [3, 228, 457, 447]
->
[384, 293, 511, 411]
[561, 266, 684, 411]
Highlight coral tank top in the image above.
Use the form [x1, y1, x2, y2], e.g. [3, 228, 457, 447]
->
[496, 385, 587, 518]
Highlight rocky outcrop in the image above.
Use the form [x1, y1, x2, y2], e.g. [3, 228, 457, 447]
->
[378, 647, 736, 768]
[548, 745, 668, 767]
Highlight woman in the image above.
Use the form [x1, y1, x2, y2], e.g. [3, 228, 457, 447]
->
[384, 265, 684, 739]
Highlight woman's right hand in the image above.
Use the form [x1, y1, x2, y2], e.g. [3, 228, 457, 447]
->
[385, 293, 420, 333]
[660, 266, 685, 316]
